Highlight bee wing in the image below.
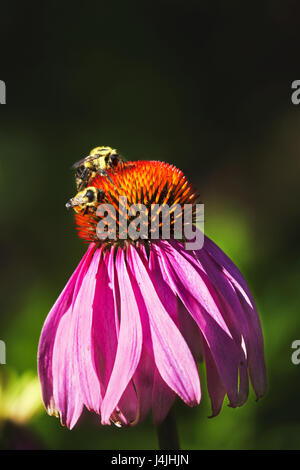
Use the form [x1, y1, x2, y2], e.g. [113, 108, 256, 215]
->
[71, 154, 100, 169]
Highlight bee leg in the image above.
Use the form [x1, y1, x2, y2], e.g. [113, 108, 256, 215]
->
[98, 169, 115, 186]
[97, 189, 105, 202]
[89, 191, 105, 213]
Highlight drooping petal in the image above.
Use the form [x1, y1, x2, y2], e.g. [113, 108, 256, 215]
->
[111, 383, 139, 427]
[132, 346, 154, 424]
[52, 307, 83, 429]
[92, 249, 118, 396]
[203, 235, 266, 398]
[204, 235, 253, 298]
[101, 247, 143, 424]
[73, 248, 102, 413]
[152, 369, 176, 424]
[127, 244, 201, 406]
[37, 243, 95, 413]
[148, 248, 178, 325]
[235, 289, 266, 399]
[150, 245, 203, 362]
[98, 247, 139, 426]
[122, 246, 156, 424]
[195, 249, 248, 340]
[194, 249, 250, 403]
[106, 244, 121, 334]
[201, 341, 226, 418]
[177, 300, 203, 363]
[163, 240, 234, 335]
[156, 240, 243, 406]
[93, 248, 139, 425]
[149, 247, 194, 421]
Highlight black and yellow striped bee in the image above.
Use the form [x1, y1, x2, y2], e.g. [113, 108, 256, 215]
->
[66, 146, 123, 212]
[65, 186, 105, 213]
[73, 146, 122, 191]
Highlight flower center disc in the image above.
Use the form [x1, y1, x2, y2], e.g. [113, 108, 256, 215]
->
[74, 160, 199, 246]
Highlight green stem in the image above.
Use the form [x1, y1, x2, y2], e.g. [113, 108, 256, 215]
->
[156, 409, 180, 450]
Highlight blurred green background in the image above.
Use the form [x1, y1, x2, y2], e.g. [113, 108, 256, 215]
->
[0, 0, 300, 449]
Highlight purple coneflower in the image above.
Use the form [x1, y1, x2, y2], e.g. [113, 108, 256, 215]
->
[38, 160, 266, 437]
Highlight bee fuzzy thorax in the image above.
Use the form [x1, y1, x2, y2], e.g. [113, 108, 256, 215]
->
[73, 146, 123, 191]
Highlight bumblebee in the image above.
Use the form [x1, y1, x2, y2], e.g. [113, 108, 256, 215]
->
[65, 186, 105, 213]
[72, 146, 122, 191]
[66, 146, 123, 213]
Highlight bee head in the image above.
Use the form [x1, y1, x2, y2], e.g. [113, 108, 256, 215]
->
[66, 186, 105, 213]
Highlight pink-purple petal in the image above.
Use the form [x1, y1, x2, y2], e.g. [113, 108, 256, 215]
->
[92, 250, 118, 396]
[201, 342, 226, 418]
[133, 347, 155, 423]
[156, 240, 243, 406]
[235, 289, 266, 399]
[150, 245, 203, 363]
[52, 307, 84, 429]
[127, 245, 201, 406]
[152, 369, 176, 424]
[203, 235, 266, 399]
[177, 299, 203, 363]
[72, 248, 102, 413]
[113, 382, 139, 426]
[101, 248, 143, 424]
[38, 243, 95, 414]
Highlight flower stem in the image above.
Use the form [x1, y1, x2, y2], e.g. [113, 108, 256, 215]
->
[156, 410, 180, 450]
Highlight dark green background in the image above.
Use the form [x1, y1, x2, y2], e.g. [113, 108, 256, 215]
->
[1, 0, 300, 449]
